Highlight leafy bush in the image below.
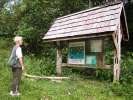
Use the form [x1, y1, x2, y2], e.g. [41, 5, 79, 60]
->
[120, 52, 133, 84]
[96, 69, 113, 81]
[95, 52, 133, 83]
[110, 83, 133, 99]
[25, 56, 56, 76]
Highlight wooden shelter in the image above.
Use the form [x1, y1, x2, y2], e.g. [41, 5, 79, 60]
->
[43, 2, 129, 81]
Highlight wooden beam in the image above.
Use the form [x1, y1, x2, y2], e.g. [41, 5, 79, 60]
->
[56, 41, 62, 76]
[43, 32, 112, 42]
[62, 63, 111, 69]
[24, 73, 70, 80]
[112, 23, 122, 82]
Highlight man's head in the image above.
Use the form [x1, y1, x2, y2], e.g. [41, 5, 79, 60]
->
[14, 36, 23, 45]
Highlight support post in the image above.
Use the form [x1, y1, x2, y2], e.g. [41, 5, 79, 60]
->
[112, 24, 122, 82]
[89, 0, 93, 8]
[56, 41, 62, 76]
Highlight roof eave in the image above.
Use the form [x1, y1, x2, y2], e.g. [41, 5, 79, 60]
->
[43, 32, 113, 42]
[121, 6, 129, 41]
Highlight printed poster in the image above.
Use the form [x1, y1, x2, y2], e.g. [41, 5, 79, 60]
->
[68, 42, 85, 64]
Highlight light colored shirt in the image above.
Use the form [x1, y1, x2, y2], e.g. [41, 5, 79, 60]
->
[16, 47, 22, 58]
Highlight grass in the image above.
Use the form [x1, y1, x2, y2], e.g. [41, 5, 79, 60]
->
[0, 37, 131, 100]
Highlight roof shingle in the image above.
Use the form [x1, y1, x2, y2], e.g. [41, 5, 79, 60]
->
[43, 2, 128, 41]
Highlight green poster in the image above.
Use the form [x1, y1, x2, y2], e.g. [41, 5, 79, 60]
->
[69, 46, 84, 59]
[86, 56, 97, 65]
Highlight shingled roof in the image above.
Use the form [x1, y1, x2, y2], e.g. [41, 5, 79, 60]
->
[43, 2, 129, 41]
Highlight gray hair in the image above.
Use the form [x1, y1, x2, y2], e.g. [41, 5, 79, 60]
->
[14, 36, 23, 42]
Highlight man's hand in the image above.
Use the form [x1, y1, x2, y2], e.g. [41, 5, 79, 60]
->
[22, 65, 25, 71]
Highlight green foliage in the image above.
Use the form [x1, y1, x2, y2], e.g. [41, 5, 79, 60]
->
[0, 0, 133, 99]
[104, 38, 114, 65]
[110, 83, 133, 99]
[0, 0, 133, 54]
[25, 56, 56, 76]
[94, 38, 114, 81]
[0, 0, 91, 54]
[96, 38, 133, 84]
[120, 52, 133, 84]
[1, 34, 133, 100]
[95, 51, 133, 86]
[0, 0, 7, 11]
[96, 69, 113, 81]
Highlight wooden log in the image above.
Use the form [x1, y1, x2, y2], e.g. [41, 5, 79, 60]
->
[24, 73, 70, 80]
[56, 41, 62, 76]
[112, 23, 122, 82]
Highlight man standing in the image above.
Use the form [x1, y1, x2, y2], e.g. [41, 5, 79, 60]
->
[8, 36, 24, 96]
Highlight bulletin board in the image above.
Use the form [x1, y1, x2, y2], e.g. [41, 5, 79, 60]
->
[68, 42, 85, 64]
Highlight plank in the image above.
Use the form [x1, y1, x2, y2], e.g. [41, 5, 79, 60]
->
[24, 73, 70, 80]
[62, 63, 111, 69]
[43, 33, 112, 42]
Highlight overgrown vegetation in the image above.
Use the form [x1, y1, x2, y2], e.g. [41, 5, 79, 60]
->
[0, 0, 133, 99]
[1, 38, 132, 100]
[25, 56, 56, 76]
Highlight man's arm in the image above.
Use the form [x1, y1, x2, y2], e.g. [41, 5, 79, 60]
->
[16, 47, 24, 70]
[19, 57, 24, 70]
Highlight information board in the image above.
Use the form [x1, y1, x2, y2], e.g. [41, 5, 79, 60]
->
[68, 42, 85, 64]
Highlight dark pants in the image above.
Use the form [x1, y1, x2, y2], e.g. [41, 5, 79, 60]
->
[11, 67, 22, 93]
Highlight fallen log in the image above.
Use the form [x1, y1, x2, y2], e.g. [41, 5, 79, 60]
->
[24, 73, 70, 80]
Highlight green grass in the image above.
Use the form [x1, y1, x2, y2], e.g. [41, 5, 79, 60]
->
[0, 37, 131, 100]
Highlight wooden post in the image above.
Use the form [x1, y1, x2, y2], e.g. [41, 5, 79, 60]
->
[89, 0, 93, 8]
[56, 41, 62, 76]
[112, 23, 122, 82]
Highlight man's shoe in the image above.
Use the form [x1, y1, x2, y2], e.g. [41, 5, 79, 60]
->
[9, 91, 20, 96]
[15, 92, 20, 96]
[9, 91, 13, 95]
[9, 91, 16, 96]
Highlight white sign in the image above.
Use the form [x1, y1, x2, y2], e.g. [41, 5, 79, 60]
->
[90, 40, 102, 52]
